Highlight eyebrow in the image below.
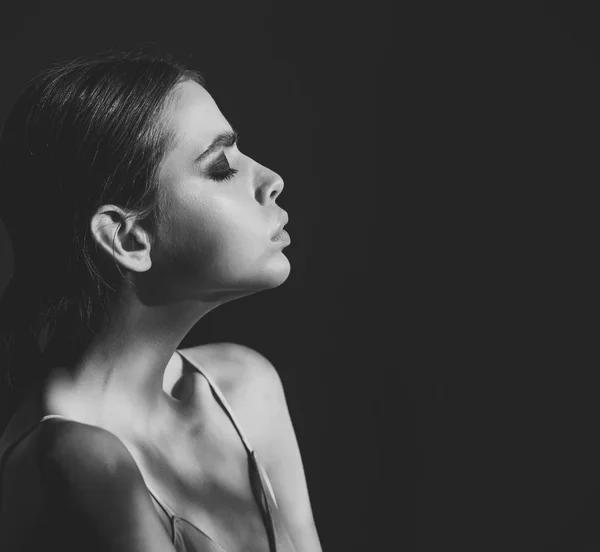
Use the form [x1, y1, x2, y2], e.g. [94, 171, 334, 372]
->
[193, 130, 239, 164]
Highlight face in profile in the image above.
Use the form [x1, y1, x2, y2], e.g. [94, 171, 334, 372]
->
[151, 80, 291, 302]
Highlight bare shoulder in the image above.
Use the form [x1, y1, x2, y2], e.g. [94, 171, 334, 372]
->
[185, 344, 323, 551]
[6, 419, 145, 511]
[1, 419, 132, 485]
[36, 419, 140, 476]
[182, 343, 286, 446]
[1, 420, 175, 551]
[184, 342, 284, 404]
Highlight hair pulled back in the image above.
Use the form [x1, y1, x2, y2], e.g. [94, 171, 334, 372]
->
[0, 51, 202, 431]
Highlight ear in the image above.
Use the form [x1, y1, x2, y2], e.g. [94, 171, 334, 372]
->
[90, 205, 152, 273]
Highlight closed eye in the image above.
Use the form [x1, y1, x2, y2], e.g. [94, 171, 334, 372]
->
[207, 152, 238, 182]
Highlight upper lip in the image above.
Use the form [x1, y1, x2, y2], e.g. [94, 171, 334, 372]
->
[272, 212, 289, 237]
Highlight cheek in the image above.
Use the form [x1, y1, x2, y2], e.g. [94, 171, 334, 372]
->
[162, 194, 262, 269]
[195, 192, 263, 240]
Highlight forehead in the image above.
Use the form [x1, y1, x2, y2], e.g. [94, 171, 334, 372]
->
[163, 80, 231, 154]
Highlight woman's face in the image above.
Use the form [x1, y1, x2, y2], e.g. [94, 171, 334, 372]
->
[153, 80, 291, 302]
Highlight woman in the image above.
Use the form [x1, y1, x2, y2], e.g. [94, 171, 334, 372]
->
[0, 52, 322, 552]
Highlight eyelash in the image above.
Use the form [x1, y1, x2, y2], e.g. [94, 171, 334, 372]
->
[208, 153, 238, 182]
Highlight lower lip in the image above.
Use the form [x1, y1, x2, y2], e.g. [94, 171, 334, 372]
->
[271, 229, 291, 244]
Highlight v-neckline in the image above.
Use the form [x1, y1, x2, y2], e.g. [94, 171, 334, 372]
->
[145, 348, 278, 552]
[146, 448, 275, 552]
[0, 348, 291, 552]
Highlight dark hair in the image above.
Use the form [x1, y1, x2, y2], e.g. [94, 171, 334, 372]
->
[0, 51, 203, 432]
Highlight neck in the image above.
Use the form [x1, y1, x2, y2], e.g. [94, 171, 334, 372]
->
[39, 289, 224, 428]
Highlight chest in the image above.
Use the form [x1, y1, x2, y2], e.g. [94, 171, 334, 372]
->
[127, 371, 272, 552]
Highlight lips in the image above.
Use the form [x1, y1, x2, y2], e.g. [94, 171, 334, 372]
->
[271, 212, 289, 238]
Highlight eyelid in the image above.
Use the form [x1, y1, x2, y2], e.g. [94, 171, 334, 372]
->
[205, 151, 237, 178]
[197, 151, 225, 171]
[205, 143, 238, 165]
[211, 152, 231, 166]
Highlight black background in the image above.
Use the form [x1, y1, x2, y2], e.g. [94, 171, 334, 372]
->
[409, 2, 598, 551]
[1, 1, 599, 551]
[0, 1, 390, 551]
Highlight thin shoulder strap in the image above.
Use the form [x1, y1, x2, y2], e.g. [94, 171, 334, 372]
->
[176, 349, 280, 508]
[0, 414, 73, 466]
[177, 349, 255, 454]
[38, 417, 178, 531]
[40, 414, 73, 422]
[36, 416, 177, 523]
[143, 479, 177, 519]
[0, 413, 77, 513]
[0, 414, 178, 540]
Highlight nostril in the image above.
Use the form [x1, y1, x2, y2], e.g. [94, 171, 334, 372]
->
[271, 179, 284, 198]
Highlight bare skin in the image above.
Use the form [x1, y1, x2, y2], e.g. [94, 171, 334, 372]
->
[0, 81, 321, 552]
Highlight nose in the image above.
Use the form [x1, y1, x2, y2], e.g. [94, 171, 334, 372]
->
[255, 164, 284, 205]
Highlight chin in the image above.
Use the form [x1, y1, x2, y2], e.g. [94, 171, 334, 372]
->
[207, 263, 290, 304]
[255, 265, 292, 291]
[243, 257, 292, 292]
[266, 254, 292, 286]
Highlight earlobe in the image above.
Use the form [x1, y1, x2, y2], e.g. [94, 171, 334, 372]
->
[90, 206, 152, 273]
